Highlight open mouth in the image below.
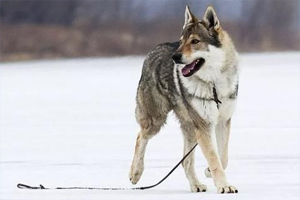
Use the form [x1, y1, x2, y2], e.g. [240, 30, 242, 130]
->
[181, 58, 205, 77]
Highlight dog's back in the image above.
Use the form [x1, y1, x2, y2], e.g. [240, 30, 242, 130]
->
[138, 41, 179, 98]
[135, 42, 180, 128]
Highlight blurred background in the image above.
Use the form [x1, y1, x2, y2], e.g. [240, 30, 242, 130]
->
[1, 0, 300, 62]
[1, 2, 300, 199]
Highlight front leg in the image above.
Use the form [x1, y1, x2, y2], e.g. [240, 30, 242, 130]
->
[205, 119, 231, 177]
[196, 127, 238, 194]
[182, 135, 207, 192]
[216, 119, 231, 170]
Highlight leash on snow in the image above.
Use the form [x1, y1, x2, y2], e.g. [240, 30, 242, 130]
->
[17, 143, 198, 191]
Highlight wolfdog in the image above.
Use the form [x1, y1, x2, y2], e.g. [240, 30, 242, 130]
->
[129, 5, 239, 194]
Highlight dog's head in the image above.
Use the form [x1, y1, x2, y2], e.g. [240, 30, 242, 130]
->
[172, 6, 225, 78]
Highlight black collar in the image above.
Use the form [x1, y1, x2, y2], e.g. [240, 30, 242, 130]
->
[187, 84, 238, 110]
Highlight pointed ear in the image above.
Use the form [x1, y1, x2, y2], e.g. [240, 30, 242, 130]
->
[203, 6, 220, 30]
[183, 6, 198, 29]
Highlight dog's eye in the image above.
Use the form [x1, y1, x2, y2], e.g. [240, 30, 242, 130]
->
[191, 39, 200, 44]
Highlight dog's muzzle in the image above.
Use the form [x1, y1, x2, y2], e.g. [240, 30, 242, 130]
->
[172, 53, 183, 64]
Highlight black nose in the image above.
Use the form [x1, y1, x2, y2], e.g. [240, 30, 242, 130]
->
[172, 53, 183, 64]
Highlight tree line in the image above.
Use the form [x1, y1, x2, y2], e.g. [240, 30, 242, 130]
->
[1, 0, 299, 62]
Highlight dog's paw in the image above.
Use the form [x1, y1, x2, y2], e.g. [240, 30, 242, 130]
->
[204, 167, 212, 178]
[217, 185, 238, 194]
[129, 165, 144, 185]
[190, 183, 207, 193]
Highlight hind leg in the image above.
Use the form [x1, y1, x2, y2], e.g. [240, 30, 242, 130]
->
[129, 115, 167, 184]
[181, 125, 207, 192]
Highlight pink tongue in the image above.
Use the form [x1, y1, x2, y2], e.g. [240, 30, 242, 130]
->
[182, 61, 196, 76]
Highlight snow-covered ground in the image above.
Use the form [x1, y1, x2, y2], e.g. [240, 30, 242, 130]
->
[0, 53, 299, 200]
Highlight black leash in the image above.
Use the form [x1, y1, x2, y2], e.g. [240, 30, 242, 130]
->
[17, 143, 198, 191]
[213, 86, 222, 109]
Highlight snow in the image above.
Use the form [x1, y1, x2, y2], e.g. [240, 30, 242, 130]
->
[0, 53, 299, 200]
